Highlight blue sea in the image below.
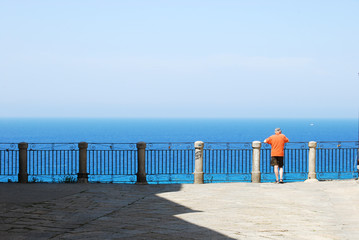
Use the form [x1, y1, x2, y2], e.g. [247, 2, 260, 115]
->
[0, 118, 358, 143]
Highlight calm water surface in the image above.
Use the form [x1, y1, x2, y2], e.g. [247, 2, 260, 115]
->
[0, 118, 357, 143]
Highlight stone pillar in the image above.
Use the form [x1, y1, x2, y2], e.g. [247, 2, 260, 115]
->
[306, 141, 318, 182]
[18, 142, 28, 183]
[251, 141, 261, 183]
[194, 141, 204, 184]
[136, 142, 147, 184]
[77, 142, 89, 183]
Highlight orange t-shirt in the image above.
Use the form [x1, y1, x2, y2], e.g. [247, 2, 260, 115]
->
[265, 133, 289, 157]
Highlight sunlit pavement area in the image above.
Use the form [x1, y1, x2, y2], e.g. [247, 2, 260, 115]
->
[1, 180, 359, 240]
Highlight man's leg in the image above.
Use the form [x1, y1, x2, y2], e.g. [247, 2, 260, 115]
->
[279, 167, 283, 181]
[274, 165, 279, 182]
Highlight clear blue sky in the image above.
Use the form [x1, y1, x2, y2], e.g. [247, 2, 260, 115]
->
[1, 0, 358, 118]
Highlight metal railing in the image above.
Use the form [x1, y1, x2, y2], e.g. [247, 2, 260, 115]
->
[27, 143, 78, 182]
[316, 141, 358, 179]
[0, 144, 18, 176]
[260, 142, 309, 181]
[87, 144, 137, 175]
[203, 143, 252, 182]
[0, 141, 358, 183]
[145, 143, 194, 183]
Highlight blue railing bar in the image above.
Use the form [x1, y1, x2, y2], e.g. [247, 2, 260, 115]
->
[0, 141, 349, 143]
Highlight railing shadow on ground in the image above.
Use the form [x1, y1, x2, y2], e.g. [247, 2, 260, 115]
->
[0, 183, 236, 239]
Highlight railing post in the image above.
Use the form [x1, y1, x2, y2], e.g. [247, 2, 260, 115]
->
[251, 141, 261, 183]
[194, 141, 204, 184]
[136, 141, 148, 184]
[77, 142, 89, 183]
[306, 141, 318, 182]
[18, 142, 28, 183]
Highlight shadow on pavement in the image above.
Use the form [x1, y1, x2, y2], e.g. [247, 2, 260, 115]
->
[0, 183, 235, 239]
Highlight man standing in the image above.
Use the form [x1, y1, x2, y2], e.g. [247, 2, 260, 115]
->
[264, 128, 289, 183]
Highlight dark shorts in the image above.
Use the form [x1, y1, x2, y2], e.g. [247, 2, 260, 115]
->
[271, 156, 284, 168]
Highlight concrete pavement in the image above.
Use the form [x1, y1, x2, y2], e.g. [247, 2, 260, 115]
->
[0, 180, 359, 239]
